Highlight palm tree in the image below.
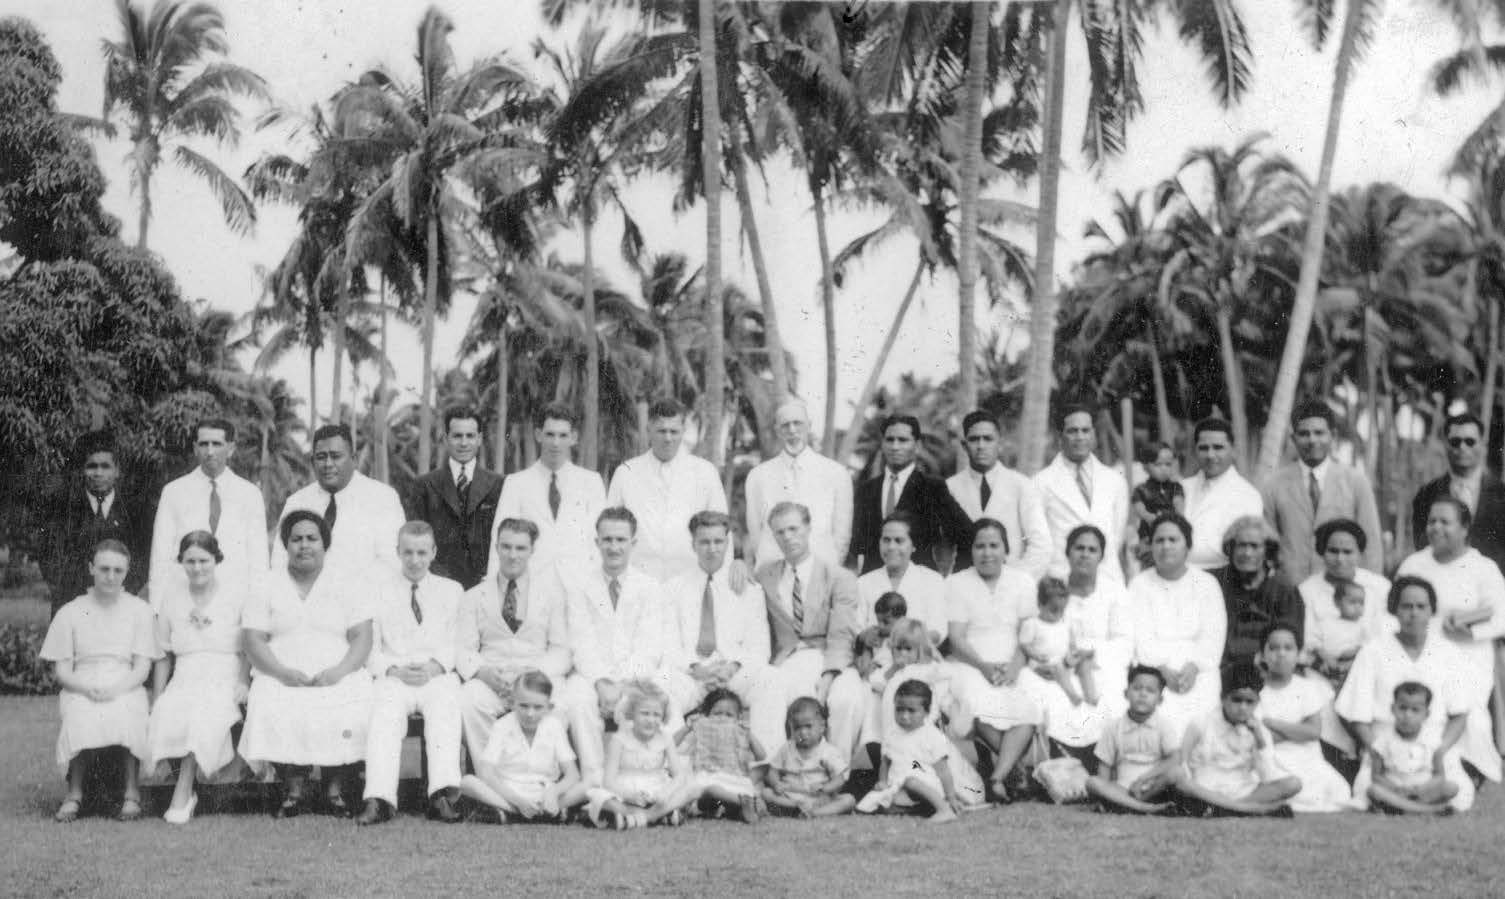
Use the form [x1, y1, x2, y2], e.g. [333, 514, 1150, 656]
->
[698, 0, 727, 467]
[101, 0, 268, 248]
[1017, 0, 1254, 474]
[955, 0, 990, 412]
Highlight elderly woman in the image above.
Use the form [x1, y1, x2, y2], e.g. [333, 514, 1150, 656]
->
[1335, 576, 1479, 811]
[856, 511, 948, 642]
[1297, 519, 1393, 668]
[239, 510, 375, 818]
[1127, 513, 1226, 733]
[946, 518, 1045, 801]
[1210, 516, 1304, 669]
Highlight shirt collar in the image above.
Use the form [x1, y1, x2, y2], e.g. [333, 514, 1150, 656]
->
[784, 554, 816, 585]
[1303, 457, 1331, 483]
[448, 458, 471, 481]
[89, 490, 116, 511]
[969, 462, 1001, 483]
[496, 569, 529, 595]
[1454, 466, 1484, 489]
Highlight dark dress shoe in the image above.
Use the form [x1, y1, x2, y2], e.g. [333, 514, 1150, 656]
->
[427, 789, 462, 823]
[356, 798, 394, 826]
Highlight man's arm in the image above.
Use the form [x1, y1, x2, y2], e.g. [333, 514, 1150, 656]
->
[846, 479, 871, 570]
[244, 482, 271, 580]
[933, 477, 975, 571]
[147, 481, 178, 604]
[1016, 478, 1054, 580]
[821, 566, 862, 671]
[831, 462, 854, 565]
[743, 467, 765, 567]
[1410, 482, 1431, 552]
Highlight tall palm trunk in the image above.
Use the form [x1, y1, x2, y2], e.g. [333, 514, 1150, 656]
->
[1255, 0, 1364, 480]
[956, 0, 990, 414]
[1214, 305, 1249, 466]
[375, 278, 390, 484]
[837, 257, 925, 464]
[811, 177, 837, 454]
[137, 165, 153, 249]
[1363, 300, 1380, 477]
[494, 318, 510, 473]
[582, 210, 599, 471]
[730, 145, 790, 408]
[307, 346, 318, 437]
[699, 0, 726, 468]
[418, 210, 440, 472]
[1019, 0, 1071, 474]
[330, 259, 348, 426]
[1475, 260, 1499, 439]
[1145, 315, 1174, 444]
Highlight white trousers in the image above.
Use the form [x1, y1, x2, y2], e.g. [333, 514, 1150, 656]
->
[363, 674, 463, 805]
[746, 649, 866, 764]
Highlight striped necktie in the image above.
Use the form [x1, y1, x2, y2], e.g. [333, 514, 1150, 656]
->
[209, 478, 221, 535]
[791, 569, 804, 629]
[695, 575, 717, 657]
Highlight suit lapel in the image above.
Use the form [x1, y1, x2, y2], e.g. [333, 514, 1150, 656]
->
[438, 468, 463, 517]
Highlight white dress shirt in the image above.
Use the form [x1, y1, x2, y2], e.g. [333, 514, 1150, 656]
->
[880, 464, 916, 515]
[946, 464, 1053, 578]
[487, 460, 605, 579]
[667, 564, 771, 672]
[455, 569, 572, 680]
[856, 564, 948, 635]
[562, 567, 667, 683]
[606, 448, 728, 582]
[1033, 453, 1131, 583]
[448, 458, 474, 487]
[150, 467, 269, 604]
[367, 570, 464, 675]
[271, 471, 406, 578]
[1180, 468, 1263, 569]
[744, 447, 853, 568]
[89, 491, 116, 518]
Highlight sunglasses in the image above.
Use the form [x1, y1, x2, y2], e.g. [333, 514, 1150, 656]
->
[1448, 437, 1479, 448]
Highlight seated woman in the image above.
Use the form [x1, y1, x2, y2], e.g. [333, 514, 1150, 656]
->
[147, 531, 248, 824]
[1297, 519, 1393, 667]
[40, 539, 161, 822]
[1211, 516, 1303, 670]
[856, 512, 948, 644]
[239, 510, 375, 818]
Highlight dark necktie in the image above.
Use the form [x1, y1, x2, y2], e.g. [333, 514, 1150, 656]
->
[209, 478, 222, 535]
[791, 570, 804, 629]
[548, 472, 561, 520]
[456, 465, 469, 506]
[501, 578, 520, 632]
[696, 575, 717, 657]
[1308, 470, 1321, 514]
[410, 582, 423, 625]
[979, 474, 992, 511]
[93, 497, 105, 522]
[324, 491, 338, 529]
[608, 576, 621, 610]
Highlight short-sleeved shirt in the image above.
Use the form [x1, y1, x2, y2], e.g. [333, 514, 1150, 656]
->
[946, 567, 1037, 664]
[1133, 480, 1184, 539]
[1095, 711, 1178, 786]
[882, 723, 952, 776]
[40, 593, 160, 670]
[1183, 712, 1279, 782]
[482, 713, 575, 784]
[156, 584, 244, 657]
[680, 717, 755, 776]
[1369, 722, 1438, 789]
[769, 739, 848, 796]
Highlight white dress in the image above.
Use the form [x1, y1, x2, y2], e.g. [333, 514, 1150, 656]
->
[146, 584, 245, 780]
[39, 593, 161, 776]
[1127, 567, 1226, 735]
[1258, 677, 1352, 812]
[944, 568, 1045, 733]
[238, 569, 375, 770]
[1019, 580, 1134, 748]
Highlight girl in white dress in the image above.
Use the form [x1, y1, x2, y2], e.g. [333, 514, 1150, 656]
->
[1257, 623, 1352, 812]
[240, 510, 375, 818]
[39, 539, 160, 822]
[588, 681, 695, 829]
[147, 531, 248, 824]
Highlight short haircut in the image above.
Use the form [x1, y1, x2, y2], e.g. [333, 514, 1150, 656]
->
[1192, 417, 1235, 445]
[874, 592, 908, 619]
[1220, 515, 1280, 566]
[1291, 401, 1336, 430]
[696, 687, 743, 717]
[879, 413, 922, 442]
[311, 423, 353, 449]
[1055, 403, 1094, 431]
[535, 402, 578, 430]
[767, 501, 811, 527]
[1445, 412, 1484, 435]
[1065, 524, 1106, 553]
[1427, 495, 1473, 530]
[687, 510, 732, 536]
[398, 520, 435, 541]
[880, 510, 917, 536]
[280, 509, 331, 549]
[1260, 621, 1301, 651]
[961, 410, 998, 437]
[1314, 517, 1368, 553]
[1037, 576, 1069, 608]
[196, 417, 236, 442]
[1393, 680, 1433, 707]
[784, 696, 827, 736]
[75, 430, 116, 466]
[888, 619, 935, 662]
[1126, 664, 1166, 691]
[597, 506, 638, 535]
[177, 530, 224, 564]
[1221, 659, 1264, 695]
[647, 397, 684, 421]
[621, 679, 670, 719]
[92, 537, 131, 563]
[1149, 512, 1193, 546]
[969, 517, 1011, 555]
[894, 678, 933, 711]
[443, 406, 482, 432]
[514, 669, 553, 698]
[495, 517, 540, 546]
[1138, 441, 1176, 466]
[1388, 575, 1438, 615]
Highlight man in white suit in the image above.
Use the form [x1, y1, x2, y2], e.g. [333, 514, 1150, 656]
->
[487, 403, 605, 579]
[743, 399, 852, 569]
[1181, 417, 1263, 569]
[946, 410, 1052, 578]
[1032, 406, 1130, 582]
[272, 424, 404, 577]
[149, 418, 268, 604]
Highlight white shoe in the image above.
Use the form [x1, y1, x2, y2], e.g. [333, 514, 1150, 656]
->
[163, 793, 197, 825]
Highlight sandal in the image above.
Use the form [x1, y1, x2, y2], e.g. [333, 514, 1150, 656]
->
[117, 798, 143, 822]
[273, 792, 305, 819]
[320, 794, 352, 818]
[54, 798, 81, 823]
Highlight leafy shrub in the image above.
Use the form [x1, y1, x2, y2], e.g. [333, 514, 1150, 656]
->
[0, 624, 57, 695]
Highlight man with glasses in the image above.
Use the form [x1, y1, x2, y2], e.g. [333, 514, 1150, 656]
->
[1412, 412, 1505, 572]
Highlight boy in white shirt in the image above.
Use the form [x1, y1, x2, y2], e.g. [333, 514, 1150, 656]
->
[1366, 681, 1460, 815]
[459, 670, 588, 822]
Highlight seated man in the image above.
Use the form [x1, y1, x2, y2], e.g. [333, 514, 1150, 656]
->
[357, 522, 465, 825]
[455, 518, 573, 761]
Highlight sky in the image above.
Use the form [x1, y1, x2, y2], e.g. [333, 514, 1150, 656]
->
[10, 0, 1505, 440]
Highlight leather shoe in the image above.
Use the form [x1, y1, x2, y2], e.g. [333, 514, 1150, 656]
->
[427, 788, 461, 823]
[355, 798, 394, 826]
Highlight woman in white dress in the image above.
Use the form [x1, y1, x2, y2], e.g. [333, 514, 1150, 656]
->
[945, 518, 1044, 800]
[1297, 518, 1393, 667]
[240, 510, 375, 818]
[1395, 495, 1505, 784]
[855, 512, 948, 643]
[147, 531, 248, 824]
[1127, 514, 1226, 734]
[1335, 575, 1477, 810]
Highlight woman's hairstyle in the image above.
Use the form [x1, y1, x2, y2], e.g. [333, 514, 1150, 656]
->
[1427, 495, 1473, 531]
[177, 530, 224, 563]
[1065, 524, 1106, 555]
[880, 510, 917, 538]
[1221, 659, 1264, 695]
[784, 696, 827, 736]
[91, 538, 131, 563]
[894, 678, 933, 711]
[1149, 512, 1193, 547]
[514, 669, 553, 698]
[969, 517, 1011, 555]
[874, 592, 908, 620]
[1393, 680, 1433, 707]
[888, 618, 937, 663]
[1314, 518, 1367, 553]
[1388, 575, 1438, 615]
[1037, 576, 1070, 608]
[1260, 621, 1302, 651]
[621, 680, 670, 720]
[279, 509, 331, 549]
[696, 687, 743, 717]
[1220, 515, 1280, 568]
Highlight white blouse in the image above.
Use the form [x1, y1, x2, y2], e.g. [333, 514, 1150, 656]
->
[945, 567, 1037, 664]
[1128, 567, 1225, 672]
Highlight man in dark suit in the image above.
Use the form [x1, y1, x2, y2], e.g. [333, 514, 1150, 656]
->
[1412, 411, 1505, 573]
[405, 407, 503, 590]
[849, 414, 973, 575]
[38, 431, 152, 616]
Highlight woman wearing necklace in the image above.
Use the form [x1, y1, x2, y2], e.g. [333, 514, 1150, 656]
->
[239, 510, 375, 818]
[146, 531, 249, 823]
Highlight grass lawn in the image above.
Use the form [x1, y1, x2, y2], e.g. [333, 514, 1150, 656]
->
[2, 697, 1502, 898]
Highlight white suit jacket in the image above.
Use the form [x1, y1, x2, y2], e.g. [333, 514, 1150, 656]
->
[487, 460, 605, 578]
[272, 471, 405, 579]
[150, 467, 268, 603]
[562, 567, 667, 684]
[1032, 453, 1130, 583]
[946, 464, 1052, 578]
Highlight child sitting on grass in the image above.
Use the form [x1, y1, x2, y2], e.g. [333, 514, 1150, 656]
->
[459, 670, 587, 823]
[1364, 681, 1460, 815]
[1175, 661, 1301, 817]
[856, 680, 967, 822]
[587, 681, 694, 829]
[1018, 577, 1098, 706]
[1257, 624, 1353, 813]
[1085, 664, 1180, 814]
[677, 688, 766, 823]
[761, 697, 856, 817]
